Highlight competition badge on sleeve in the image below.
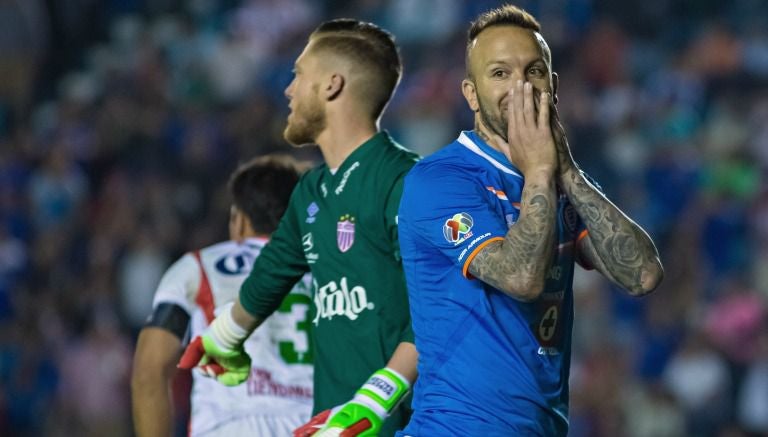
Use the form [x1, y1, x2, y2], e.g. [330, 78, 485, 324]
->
[443, 212, 474, 245]
[337, 215, 356, 253]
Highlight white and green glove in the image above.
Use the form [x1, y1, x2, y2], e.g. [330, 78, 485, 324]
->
[305, 367, 410, 437]
[177, 308, 251, 386]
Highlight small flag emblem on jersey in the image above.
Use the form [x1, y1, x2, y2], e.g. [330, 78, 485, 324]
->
[337, 215, 355, 253]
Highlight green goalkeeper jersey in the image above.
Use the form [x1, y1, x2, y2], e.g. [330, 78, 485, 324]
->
[240, 132, 419, 435]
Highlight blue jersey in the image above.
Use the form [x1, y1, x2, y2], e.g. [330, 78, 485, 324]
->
[397, 131, 590, 436]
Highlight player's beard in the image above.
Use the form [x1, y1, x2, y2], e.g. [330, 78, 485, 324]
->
[284, 89, 327, 146]
[477, 95, 508, 143]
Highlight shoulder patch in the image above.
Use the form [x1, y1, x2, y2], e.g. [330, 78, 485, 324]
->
[443, 212, 474, 245]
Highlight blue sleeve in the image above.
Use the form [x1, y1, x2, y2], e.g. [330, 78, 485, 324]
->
[399, 163, 508, 277]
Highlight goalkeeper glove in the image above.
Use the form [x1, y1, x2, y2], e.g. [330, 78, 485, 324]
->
[307, 367, 410, 437]
[177, 307, 251, 386]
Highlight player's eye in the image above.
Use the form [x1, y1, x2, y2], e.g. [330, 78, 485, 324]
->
[527, 67, 544, 77]
[491, 69, 508, 79]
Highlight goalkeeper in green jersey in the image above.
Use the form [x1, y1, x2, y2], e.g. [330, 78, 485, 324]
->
[178, 19, 419, 437]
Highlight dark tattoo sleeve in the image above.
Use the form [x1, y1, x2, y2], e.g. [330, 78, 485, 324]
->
[468, 178, 557, 301]
[564, 170, 663, 295]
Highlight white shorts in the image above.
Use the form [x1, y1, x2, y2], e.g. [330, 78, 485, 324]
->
[194, 414, 308, 437]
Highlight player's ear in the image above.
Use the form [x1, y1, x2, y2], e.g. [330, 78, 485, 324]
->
[462, 79, 480, 112]
[551, 72, 559, 105]
[325, 73, 344, 101]
[229, 206, 246, 242]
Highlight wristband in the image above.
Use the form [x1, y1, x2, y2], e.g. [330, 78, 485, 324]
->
[208, 307, 249, 350]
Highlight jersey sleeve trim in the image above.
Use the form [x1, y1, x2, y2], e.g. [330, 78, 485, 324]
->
[462, 236, 505, 279]
[575, 230, 595, 271]
[192, 250, 216, 323]
[576, 229, 588, 242]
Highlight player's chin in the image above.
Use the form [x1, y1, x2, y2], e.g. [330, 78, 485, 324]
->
[284, 126, 314, 147]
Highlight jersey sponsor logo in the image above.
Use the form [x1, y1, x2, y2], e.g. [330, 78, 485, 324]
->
[306, 202, 319, 223]
[538, 305, 558, 342]
[302, 232, 319, 264]
[246, 367, 313, 399]
[443, 212, 474, 245]
[547, 265, 563, 281]
[335, 161, 360, 195]
[532, 292, 565, 356]
[302, 233, 314, 251]
[457, 232, 492, 262]
[214, 252, 256, 275]
[337, 215, 355, 253]
[321, 183, 328, 198]
[312, 277, 374, 325]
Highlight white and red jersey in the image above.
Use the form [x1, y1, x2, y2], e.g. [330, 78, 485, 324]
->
[152, 237, 313, 436]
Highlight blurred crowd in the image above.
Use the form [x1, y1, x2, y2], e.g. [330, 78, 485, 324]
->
[0, 0, 767, 436]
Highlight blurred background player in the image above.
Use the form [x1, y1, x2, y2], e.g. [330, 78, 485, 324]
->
[397, 5, 663, 436]
[132, 155, 313, 436]
[177, 19, 420, 437]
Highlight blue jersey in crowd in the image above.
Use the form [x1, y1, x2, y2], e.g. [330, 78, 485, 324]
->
[397, 131, 592, 436]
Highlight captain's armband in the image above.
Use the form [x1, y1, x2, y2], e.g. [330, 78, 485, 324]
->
[146, 303, 190, 340]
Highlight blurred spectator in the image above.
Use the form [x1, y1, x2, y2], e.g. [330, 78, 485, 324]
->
[737, 329, 768, 434]
[705, 279, 767, 367]
[664, 330, 732, 436]
[117, 227, 169, 331]
[26, 147, 88, 232]
[0, 0, 48, 125]
[622, 382, 686, 437]
[53, 308, 132, 437]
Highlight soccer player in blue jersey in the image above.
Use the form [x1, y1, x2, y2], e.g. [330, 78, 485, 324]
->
[396, 5, 664, 436]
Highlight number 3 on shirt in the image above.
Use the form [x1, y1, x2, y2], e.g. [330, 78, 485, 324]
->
[275, 293, 313, 364]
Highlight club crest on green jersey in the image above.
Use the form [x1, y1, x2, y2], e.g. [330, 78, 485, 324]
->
[337, 214, 355, 253]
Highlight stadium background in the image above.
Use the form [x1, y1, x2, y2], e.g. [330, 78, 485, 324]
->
[1, 0, 767, 436]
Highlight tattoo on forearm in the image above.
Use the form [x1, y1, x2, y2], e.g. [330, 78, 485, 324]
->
[564, 171, 661, 294]
[469, 181, 556, 298]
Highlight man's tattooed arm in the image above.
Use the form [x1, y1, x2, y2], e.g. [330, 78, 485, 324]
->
[468, 174, 557, 301]
[548, 101, 663, 296]
[562, 169, 663, 296]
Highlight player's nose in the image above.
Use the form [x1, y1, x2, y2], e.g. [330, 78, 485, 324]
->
[510, 69, 525, 83]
